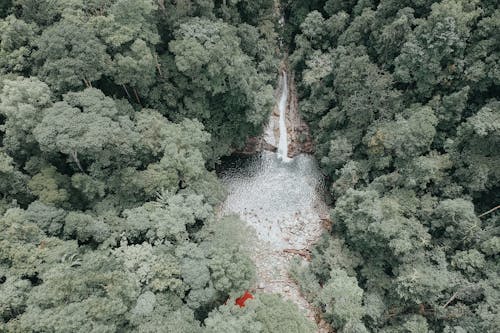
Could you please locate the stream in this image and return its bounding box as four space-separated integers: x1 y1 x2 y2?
218 71 329 330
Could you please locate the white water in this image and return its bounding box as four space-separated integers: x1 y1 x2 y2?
277 71 291 162
219 152 327 324
217 71 329 331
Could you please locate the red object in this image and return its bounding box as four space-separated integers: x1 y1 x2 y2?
235 291 254 308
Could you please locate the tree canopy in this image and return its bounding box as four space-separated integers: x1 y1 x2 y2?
1 0 499 332
0 1 316 332
288 0 500 332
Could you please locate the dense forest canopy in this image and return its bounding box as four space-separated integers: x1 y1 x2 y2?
285 0 499 332
1 0 499 332
0 1 316 332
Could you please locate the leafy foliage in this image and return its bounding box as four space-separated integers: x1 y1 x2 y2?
0 1 311 331
289 0 500 332
204 294 315 333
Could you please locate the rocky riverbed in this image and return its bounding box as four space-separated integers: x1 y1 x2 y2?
220 69 332 332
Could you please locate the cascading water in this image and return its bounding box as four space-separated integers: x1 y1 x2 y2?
277 71 290 162
218 68 329 331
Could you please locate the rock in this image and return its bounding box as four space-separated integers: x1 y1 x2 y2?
262 142 277 152
236 70 316 158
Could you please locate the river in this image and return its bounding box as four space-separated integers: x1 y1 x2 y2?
217 71 329 330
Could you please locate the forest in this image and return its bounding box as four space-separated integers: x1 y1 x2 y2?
0 0 498 332
0 1 317 332
285 0 499 332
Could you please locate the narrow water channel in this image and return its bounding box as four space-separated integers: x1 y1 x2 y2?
218 71 329 328
277 71 290 162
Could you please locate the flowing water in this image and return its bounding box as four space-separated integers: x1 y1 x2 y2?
277 71 290 162
218 71 329 328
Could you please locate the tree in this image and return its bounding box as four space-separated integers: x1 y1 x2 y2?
394 0 481 97
0 15 37 74
33 89 139 180
318 268 366 330
27 166 70 206
91 0 160 48
32 14 110 92
0 149 31 208
289 1 500 329
7 250 139 332
204 294 315 333
448 101 500 195
111 39 156 96
0 76 52 160
168 17 275 157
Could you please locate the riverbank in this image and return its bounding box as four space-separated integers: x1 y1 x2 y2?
218 152 330 332
219 69 332 333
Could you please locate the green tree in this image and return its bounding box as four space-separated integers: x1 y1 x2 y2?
168 17 275 157
0 150 30 211
0 76 52 160
448 101 500 195
0 15 37 74
394 0 481 97
318 268 366 330
32 14 110 92
111 39 156 96
33 88 138 172
204 294 315 333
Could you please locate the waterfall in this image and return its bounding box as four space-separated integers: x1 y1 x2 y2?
218 71 328 327
277 71 290 162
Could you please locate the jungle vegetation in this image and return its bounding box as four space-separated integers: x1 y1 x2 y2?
1 0 499 332
0 1 315 332
285 0 499 332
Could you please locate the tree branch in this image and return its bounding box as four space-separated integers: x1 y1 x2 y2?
122 84 132 100
154 53 163 77
133 87 142 106
478 204 500 218
70 151 85 173
442 291 459 308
